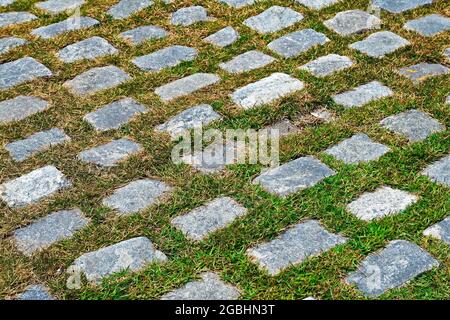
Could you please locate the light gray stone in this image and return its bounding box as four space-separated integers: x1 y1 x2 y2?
13 209 89 255
16 285 54 300
162 272 240 300
219 50 275 73
253 156 336 197
332 81 393 108
132 45 197 72
155 73 220 102
423 216 450 245
103 179 172 215
404 14 450 37
244 6 303 34
397 63 450 84
311 107 334 122
78 138 142 167
36 0 84 14
264 119 299 137
324 10 381 36
295 0 340 10
346 240 438 297
231 73 304 109
108 0 153 20
0 0 15 7
0 165 71 207
204 26 239 47
347 186 418 221
119 25 167 45
171 197 247 241
171 6 210 26
0 57 52 89
84 98 146 131
268 29 330 58
380 109 444 142
372 0 432 14
0 37 27 55
63 66 131 95
299 54 353 77
444 48 450 60
57 36 118 63
350 31 410 58
422 154 450 187
219 0 254 9
0 12 37 28
72 237 167 283
0 96 49 124
31 16 99 39
247 220 347 275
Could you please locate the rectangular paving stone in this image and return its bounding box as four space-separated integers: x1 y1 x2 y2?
346 240 438 297
13 208 89 255
16 285 54 300
332 81 393 108
372 0 432 14
78 138 142 167
31 16 99 39
397 63 449 84
102 179 172 215
422 154 450 187
0 37 27 55
247 220 347 275
0 165 71 207
299 54 353 77
324 10 381 36
204 26 239 47
0 12 37 28
171 6 210 26
71 237 167 283
219 0 254 8
347 186 418 221
171 197 247 241
244 6 303 34
268 29 330 58
423 216 450 245
161 272 240 300
0 57 52 89
0 96 49 124
253 156 336 197
6 128 70 162
404 14 450 37
107 0 153 20
349 31 410 58
231 73 304 109
119 25 168 45
35 0 84 14
219 50 275 74
295 0 340 10
57 36 118 63
132 45 197 72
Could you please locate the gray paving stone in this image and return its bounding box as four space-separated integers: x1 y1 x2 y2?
231 73 304 109
324 134 390 164
244 6 303 34
108 0 153 19
423 216 450 245
404 14 450 37
84 98 146 132
332 81 393 108
161 272 240 300
295 0 340 10
219 0 254 9
219 50 275 74
397 63 450 84
31 16 99 39
311 107 334 122
346 240 438 297
72 237 167 283
324 10 381 36
16 285 54 300
0 96 49 124
349 31 410 58
57 37 118 63
0 12 37 28
446 95 450 104
0 37 28 55
155 73 220 102
36 0 84 14
267 29 330 58
119 25 168 45
0 57 52 89
380 109 444 142
156 104 222 139
6 128 70 162
347 186 418 221
299 54 353 77
264 119 299 137
444 47 450 60
422 154 450 187
0 0 15 6
63 66 131 96
372 0 432 14
103 179 172 215
132 45 198 72
13 209 89 255
171 6 210 26
171 197 247 241
204 26 239 47
0 165 71 207
78 138 142 167
247 220 347 275
252 156 336 197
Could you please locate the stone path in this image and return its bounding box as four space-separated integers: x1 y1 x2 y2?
35 0 84 15
78 138 142 167
268 29 329 58
243 6 303 34
423 216 450 244
349 31 410 58
0 96 48 124
57 37 118 63
324 10 381 36
31 16 99 39
299 54 353 77
204 26 239 47
119 25 168 45
0 57 52 89
16 285 55 300
219 50 275 73
132 45 198 72
332 81 393 108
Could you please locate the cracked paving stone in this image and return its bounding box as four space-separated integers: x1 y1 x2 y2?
423 216 450 245
171 6 211 26
57 36 118 63
397 63 449 84
119 25 168 45
372 0 432 14
243 6 303 34
31 16 99 39
332 81 393 108
0 12 37 28
35 0 84 14
16 285 54 300
404 14 450 37
268 29 330 58
78 138 142 167
324 10 381 36
0 96 49 124
349 31 410 58
219 0 255 9
132 45 197 72
0 57 52 89
204 26 239 47
219 50 275 74
0 37 28 55
299 54 353 77
108 0 153 20
295 0 341 10
422 154 450 187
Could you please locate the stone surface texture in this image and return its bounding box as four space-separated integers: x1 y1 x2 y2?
78 138 142 167
219 50 275 73
324 10 381 36
243 6 303 34
0 96 49 124
349 31 410 58
0 57 52 89
268 29 330 58
332 81 393 108
57 36 118 63
132 45 198 72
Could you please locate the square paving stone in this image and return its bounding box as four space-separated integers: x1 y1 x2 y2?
423 216 450 245
6 128 70 162
0 12 37 28
16 285 54 300
84 98 146 131
346 240 439 297
243 6 303 34
57 36 118 63
31 16 99 39
247 220 347 275
161 272 240 300
324 133 390 164
346 186 418 221
0 96 49 124
0 57 52 89
231 73 304 109
35 0 84 14
422 154 450 187
295 0 340 10
404 14 450 37
372 0 432 14
380 109 444 142
13 208 89 255
324 10 381 36
0 165 71 207
119 25 168 45
219 0 254 9
268 29 330 58
63 65 131 96
132 45 198 72
171 6 211 26
397 63 449 84
71 237 167 283
102 179 172 215
349 31 410 58
78 138 142 167
171 197 247 241
0 37 27 55
299 54 353 77
252 156 336 197
332 81 393 108
107 0 153 20
204 26 239 47
219 50 275 74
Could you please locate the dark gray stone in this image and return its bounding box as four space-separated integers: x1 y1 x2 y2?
243 6 303 34
0 57 52 89
78 138 142 167
108 0 153 20
268 29 329 58
423 216 450 245
332 81 393 108
31 16 99 39
0 37 27 55
36 0 84 14
295 0 340 10
299 54 353 77
422 154 450 187
204 26 239 47
397 63 449 84
16 285 54 300
219 0 254 9
404 14 450 37
132 45 198 72
171 6 210 26
349 31 410 58
372 0 432 14
324 10 381 36
219 50 275 73
0 12 37 28
119 25 167 45
0 96 49 124
57 36 118 63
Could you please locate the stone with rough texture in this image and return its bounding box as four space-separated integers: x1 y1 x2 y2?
0 12 37 28
0 96 49 124
219 0 254 8
244 6 303 34
0 165 71 207
422 154 450 187
132 45 197 72
108 0 153 19
119 25 167 45
36 0 84 14
78 138 142 167
372 0 432 14
0 37 27 55
0 57 52 89
72 237 167 283
397 63 449 84
324 10 381 36
204 26 239 47
219 50 275 74
268 29 330 58
253 156 336 197
423 216 450 244
346 240 438 297
171 6 210 26
295 0 340 10
247 220 347 275
332 81 393 108
300 54 353 77
264 119 299 137
0 0 14 6
350 31 410 58
404 14 450 37
16 285 54 300
57 37 118 63
31 16 99 39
